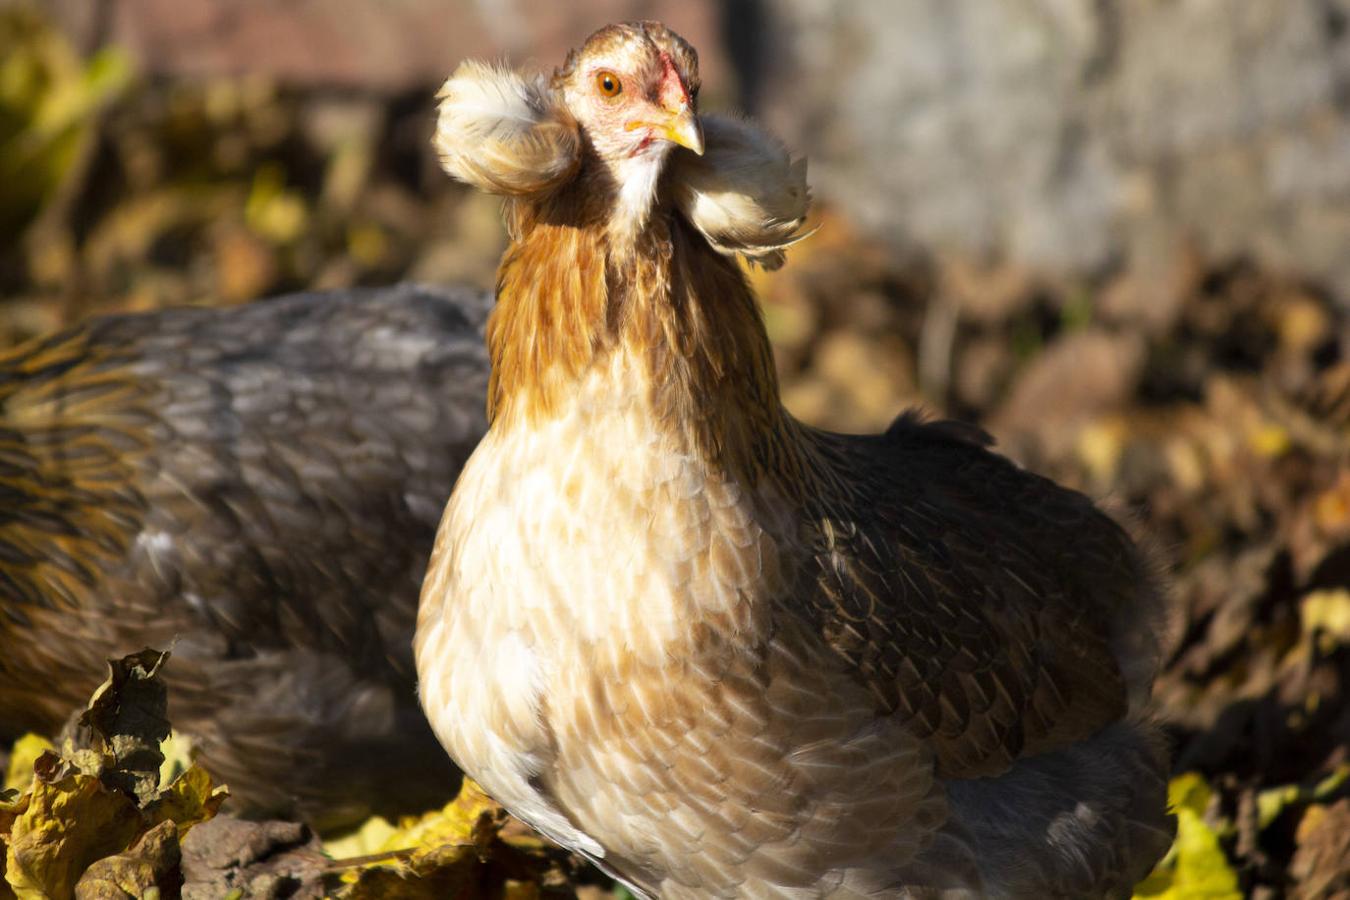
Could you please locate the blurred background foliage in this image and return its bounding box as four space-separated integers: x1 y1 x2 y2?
0 1 1347 897
0 1 508 346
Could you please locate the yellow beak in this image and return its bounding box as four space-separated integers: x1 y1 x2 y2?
627 107 704 156
663 107 704 156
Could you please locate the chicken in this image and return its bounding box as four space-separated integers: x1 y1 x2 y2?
416 21 1174 898
1 283 489 830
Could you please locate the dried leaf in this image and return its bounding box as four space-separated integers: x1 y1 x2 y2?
1300 590 1350 642
1 650 230 899
1133 774 1241 900
73 820 180 900
1257 764 1350 830
4 770 142 899
74 649 171 805
0 8 132 236
323 816 399 859
2 738 54 795
179 815 327 899
245 163 309 243
1289 800 1350 899
144 766 227 839
332 780 559 899
156 732 194 789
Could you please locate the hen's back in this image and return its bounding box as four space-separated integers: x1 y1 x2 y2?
807 414 1174 896
0 283 490 828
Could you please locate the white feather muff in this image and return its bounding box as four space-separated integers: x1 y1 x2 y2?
669 114 813 270
434 61 580 197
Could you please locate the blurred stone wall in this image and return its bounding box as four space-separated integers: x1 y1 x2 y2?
758 0 1350 305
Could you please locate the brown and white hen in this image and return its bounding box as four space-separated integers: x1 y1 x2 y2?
416 21 1174 899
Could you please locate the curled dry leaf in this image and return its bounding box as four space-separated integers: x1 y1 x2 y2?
73 819 181 900
1 650 227 899
331 779 569 899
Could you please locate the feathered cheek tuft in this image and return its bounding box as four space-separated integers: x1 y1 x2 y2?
434 60 581 198
669 114 815 271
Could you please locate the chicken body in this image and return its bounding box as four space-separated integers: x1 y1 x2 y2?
417 22 1173 898
1 283 489 828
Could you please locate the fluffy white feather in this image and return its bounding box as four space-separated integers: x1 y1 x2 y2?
669 114 814 269
434 61 580 197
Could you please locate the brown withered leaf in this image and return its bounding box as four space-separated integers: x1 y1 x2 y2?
1290 799 1350 899
70 649 172 805
73 819 181 900
4 766 143 899
2 650 228 898
180 815 328 900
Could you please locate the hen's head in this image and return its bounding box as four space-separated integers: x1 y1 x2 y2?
554 22 704 165
435 21 810 257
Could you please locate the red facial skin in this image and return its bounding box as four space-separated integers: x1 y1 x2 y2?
656 51 693 110
564 30 701 167
585 52 694 158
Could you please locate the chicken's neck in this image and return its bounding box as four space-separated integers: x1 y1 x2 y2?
488 180 791 482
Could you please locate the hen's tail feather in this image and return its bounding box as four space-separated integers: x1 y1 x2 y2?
939 718 1174 898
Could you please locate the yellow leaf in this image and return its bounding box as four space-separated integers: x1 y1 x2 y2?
5 771 141 899
1133 774 1240 900
331 780 536 899
1168 771 1213 819
0 8 132 236
1076 418 1127 484
386 780 501 855
1301 590 1350 641
1246 422 1290 458
245 163 308 243
30 47 131 138
1257 784 1300 831
324 815 398 859
156 732 194 788
347 222 388 267
1256 763 1350 830
144 765 227 839
3 737 54 795
330 779 501 860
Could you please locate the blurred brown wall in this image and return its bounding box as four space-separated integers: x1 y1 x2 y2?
36 0 728 91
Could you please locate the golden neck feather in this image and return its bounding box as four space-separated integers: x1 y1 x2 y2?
486 173 788 479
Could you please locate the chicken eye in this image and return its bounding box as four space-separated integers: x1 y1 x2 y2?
595 70 622 98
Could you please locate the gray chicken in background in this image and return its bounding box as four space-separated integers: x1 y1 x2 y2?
0 282 489 830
